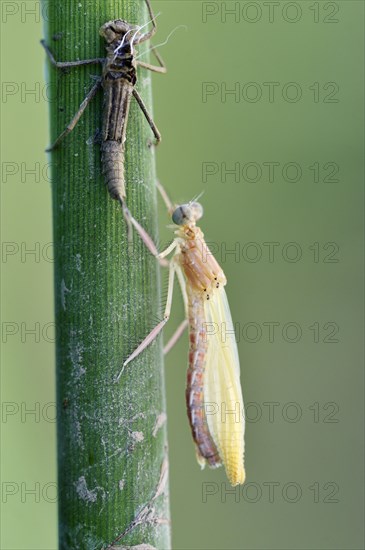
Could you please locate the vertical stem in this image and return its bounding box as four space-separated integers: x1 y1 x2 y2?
42 1 170 548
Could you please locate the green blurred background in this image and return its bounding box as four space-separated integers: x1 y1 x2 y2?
1 1 364 549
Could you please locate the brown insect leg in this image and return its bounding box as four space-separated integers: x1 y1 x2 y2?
137 46 167 74
132 88 161 146
46 79 102 151
41 40 104 68
137 60 166 74
138 0 158 43
150 46 167 71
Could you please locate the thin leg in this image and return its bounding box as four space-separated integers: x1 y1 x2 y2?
156 180 174 214
41 40 104 68
137 60 166 74
138 0 158 43
132 88 161 144
163 319 188 355
137 45 167 74
117 261 176 381
129 214 169 267
175 264 188 317
158 240 177 260
46 79 102 151
150 46 166 71
163 264 189 354
125 181 175 263
129 214 159 257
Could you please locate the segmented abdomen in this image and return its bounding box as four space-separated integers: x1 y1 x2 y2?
186 289 221 468
101 141 125 201
101 78 133 203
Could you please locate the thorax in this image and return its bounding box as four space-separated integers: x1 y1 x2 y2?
103 44 137 85
175 226 227 297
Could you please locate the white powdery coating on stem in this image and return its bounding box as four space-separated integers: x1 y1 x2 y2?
61 278 70 311
131 431 144 443
75 476 98 503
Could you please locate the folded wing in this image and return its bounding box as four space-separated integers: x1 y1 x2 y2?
203 287 246 486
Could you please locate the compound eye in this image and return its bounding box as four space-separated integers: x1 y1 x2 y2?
172 205 191 225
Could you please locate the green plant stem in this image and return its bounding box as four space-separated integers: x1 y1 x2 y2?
43 1 170 548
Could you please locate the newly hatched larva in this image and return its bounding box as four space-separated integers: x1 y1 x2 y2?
121 187 246 486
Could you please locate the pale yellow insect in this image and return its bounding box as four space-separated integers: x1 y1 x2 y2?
119 184 246 486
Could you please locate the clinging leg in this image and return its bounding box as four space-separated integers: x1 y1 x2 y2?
138 0 158 43
163 265 189 354
117 260 176 381
163 319 188 355
137 46 167 74
41 40 104 68
156 180 174 214
132 88 161 145
127 179 177 262
125 189 188 357
137 60 166 74
46 79 102 151
128 213 169 267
